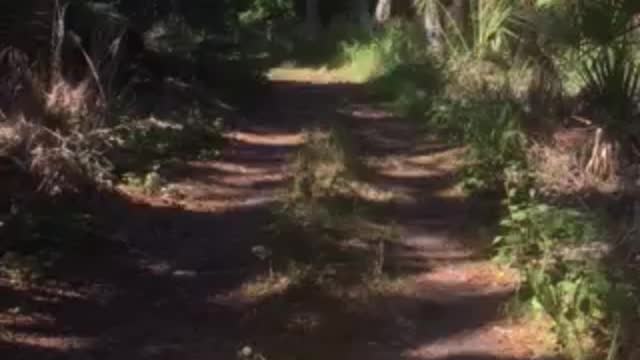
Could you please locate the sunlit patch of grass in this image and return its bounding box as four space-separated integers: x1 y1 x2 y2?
364 274 417 297
414 262 520 296
0 252 49 285
119 168 165 195
334 21 430 84
368 61 445 117
346 180 395 203
335 45 382 83
267 67 350 84
502 304 560 357
240 274 293 300
239 264 310 302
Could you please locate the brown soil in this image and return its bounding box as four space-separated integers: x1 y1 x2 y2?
1 71 558 360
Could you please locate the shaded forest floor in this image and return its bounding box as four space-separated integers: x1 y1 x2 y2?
1 68 559 360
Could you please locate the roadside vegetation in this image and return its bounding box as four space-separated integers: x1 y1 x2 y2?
0 1 264 280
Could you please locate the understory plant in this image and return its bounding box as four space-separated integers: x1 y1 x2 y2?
337 20 430 82
428 97 526 193
437 0 519 59
494 174 636 360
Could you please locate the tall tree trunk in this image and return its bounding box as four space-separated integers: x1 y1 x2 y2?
305 0 319 39
423 0 443 49
375 0 392 24
355 0 372 29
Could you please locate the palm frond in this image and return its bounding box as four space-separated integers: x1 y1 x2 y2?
579 45 640 128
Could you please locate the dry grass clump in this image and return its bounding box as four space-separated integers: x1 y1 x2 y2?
0 70 119 194
0 114 113 195
290 124 393 203
528 141 588 195
528 129 621 197
291 124 364 201
45 79 103 129
447 59 534 102
0 41 116 195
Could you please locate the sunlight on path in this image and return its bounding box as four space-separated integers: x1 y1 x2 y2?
269 66 354 84
0 66 558 360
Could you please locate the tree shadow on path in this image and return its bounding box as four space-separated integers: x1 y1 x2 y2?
1 77 537 360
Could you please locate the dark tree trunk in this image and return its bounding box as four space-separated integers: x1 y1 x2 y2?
355 0 372 29
305 0 319 38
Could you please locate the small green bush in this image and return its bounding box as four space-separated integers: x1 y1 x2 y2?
370 61 444 118
494 186 636 360
579 45 640 131
494 199 600 266
283 20 370 68
337 21 430 82
114 111 224 176
290 124 362 204
428 98 526 192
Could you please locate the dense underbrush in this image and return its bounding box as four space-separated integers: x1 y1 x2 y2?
0 3 270 277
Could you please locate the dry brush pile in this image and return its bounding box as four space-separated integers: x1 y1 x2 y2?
0 1 252 256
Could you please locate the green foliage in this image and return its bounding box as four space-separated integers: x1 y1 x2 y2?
239 0 295 25
525 262 617 359
461 102 526 192
115 113 224 176
337 21 430 82
270 122 398 291
272 1 640 358
428 98 526 192
433 0 519 59
572 0 640 49
522 0 640 108
469 0 519 57
291 124 362 203
117 0 233 32
145 15 207 55
494 186 636 359
579 45 640 129
518 0 639 55
494 194 599 265
120 167 166 195
335 21 445 121
370 60 444 117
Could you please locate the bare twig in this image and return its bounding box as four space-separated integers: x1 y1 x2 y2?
570 115 594 126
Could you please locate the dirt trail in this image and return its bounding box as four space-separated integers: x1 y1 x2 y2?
1 70 554 360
